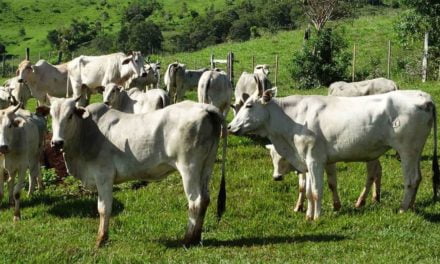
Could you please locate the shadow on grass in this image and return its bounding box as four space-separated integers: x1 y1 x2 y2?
415 198 440 223
47 197 124 218
0 192 62 210
161 234 347 248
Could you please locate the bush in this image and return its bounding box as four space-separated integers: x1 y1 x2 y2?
229 19 251 41
290 28 351 89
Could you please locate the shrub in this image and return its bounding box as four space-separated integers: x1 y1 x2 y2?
290 28 351 89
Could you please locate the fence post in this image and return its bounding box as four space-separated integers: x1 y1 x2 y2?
2 54 5 77
275 55 279 87
38 51 41 60
422 32 429 83
228 52 234 85
57 51 63 64
252 55 255 71
210 54 215 69
25 48 30 61
387 40 391 79
352 43 356 82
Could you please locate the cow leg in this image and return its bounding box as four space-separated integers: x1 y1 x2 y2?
28 157 43 195
399 153 421 213
179 166 210 247
13 167 26 221
372 160 382 203
305 160 325 220
325 164 341 211
95 180 113 248
355 160 380 208
7 170 14 207
294 172 306 212
0 164 4 203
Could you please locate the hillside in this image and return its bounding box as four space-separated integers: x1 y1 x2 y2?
0 0 226 56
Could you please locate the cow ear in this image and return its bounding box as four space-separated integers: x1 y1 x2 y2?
31 65 37 73
13 118 25 127
261 87 277 104
122 56 133 65
35 106 50 117
74 107 90 119
15 69 19 76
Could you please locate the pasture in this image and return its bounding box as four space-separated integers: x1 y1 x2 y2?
0 81 439 262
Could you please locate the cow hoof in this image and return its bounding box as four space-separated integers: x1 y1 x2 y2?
305 215 313 221
398 208 407 214
13 215 20 222
273 175 284 181
95 233 108 248
333 202 341 211
293 205 304 212
182 233 202 248
355 199 366 208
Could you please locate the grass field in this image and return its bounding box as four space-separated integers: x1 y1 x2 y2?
1 3 440 263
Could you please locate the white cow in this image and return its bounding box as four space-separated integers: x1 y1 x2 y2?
49 97 226 247
0 85 17 109
329 78 398 96
0 104 48 221
16 59 70 105
232 65 272 114
164 62 208 103
198 69 233 117
265 144 381 211
228 84 439 220
103 83 169 113
67 52 146 104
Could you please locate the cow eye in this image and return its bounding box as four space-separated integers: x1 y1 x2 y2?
245 104 253 108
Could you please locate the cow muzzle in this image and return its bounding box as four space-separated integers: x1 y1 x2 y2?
227 124 241 135
273 175 284 181
141 72 147 77
0 145 9 154
51 140 64 152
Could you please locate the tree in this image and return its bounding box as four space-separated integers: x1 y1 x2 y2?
303 0 339 31
127 21 163 55
0 43 6 54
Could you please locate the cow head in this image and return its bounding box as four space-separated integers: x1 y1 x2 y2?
16 60 35 84
0 104 25 154
49 96 89 152
103 83 123 106
122 51 147 79
254 64 270 76
265 144 292 181
228 76 277 136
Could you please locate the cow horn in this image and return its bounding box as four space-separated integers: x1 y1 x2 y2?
74 95 82 102
9 94 18 106
12 103 22 113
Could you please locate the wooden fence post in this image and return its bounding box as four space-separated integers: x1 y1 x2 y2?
210 54 215 69
2 54 5 77
25 48 30 61
275 55 279 87
352 43 356 82
387 40 391 79
57 51 63 64
422 32 429 83
252 55 255 71
228 52 234 85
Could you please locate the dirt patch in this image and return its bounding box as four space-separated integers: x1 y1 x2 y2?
42 132 68 180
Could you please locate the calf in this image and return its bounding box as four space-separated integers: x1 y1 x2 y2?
103 83 169 113
49 97 226 247
265 144 381 211
198 69 233 117
0 104 48 220
228 84 439 220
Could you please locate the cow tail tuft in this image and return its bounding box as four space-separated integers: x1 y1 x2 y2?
432 103 440 201
217 119 227 221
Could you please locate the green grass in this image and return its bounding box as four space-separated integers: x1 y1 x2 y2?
1 5 440 263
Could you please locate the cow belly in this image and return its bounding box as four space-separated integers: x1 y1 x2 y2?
113 163 175 184
327 141 390 163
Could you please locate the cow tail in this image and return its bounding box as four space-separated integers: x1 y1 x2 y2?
200 74 211 104
432 103 440 201
204 108 226 221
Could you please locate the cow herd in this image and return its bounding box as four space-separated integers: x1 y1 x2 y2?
0 50 438 248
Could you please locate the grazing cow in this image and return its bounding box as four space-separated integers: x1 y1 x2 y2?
329 78 398 97
0 104 48 221
67 52 146 104
198 69 233 117
49 96 226 247
164 62 208 103
232 65 272 114
16 59 70 105
128 62 161 90
265 144 381 211
228 84 439 220
103 83 170 113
